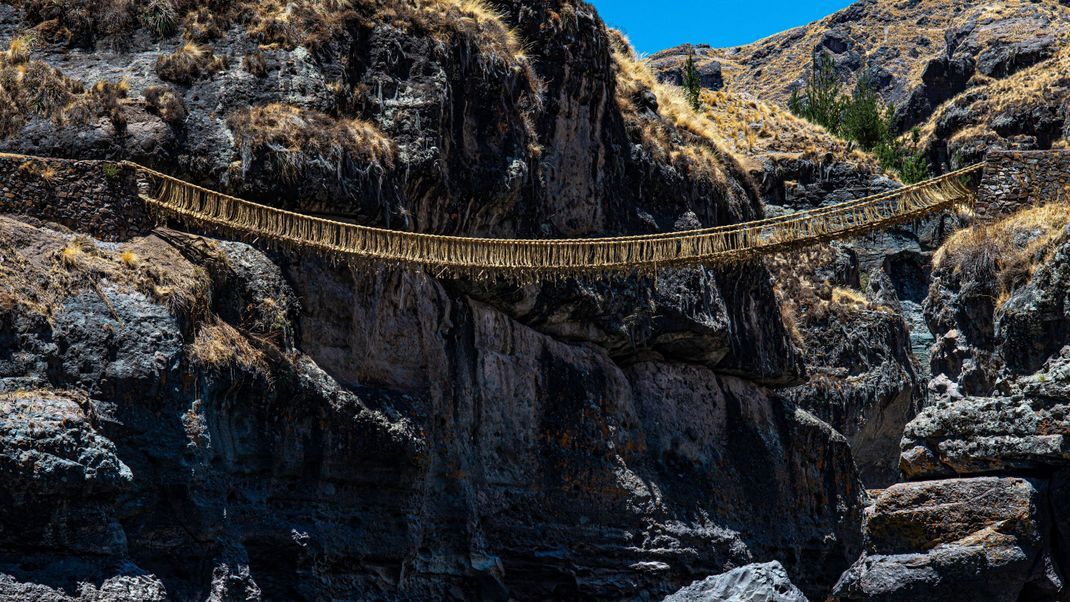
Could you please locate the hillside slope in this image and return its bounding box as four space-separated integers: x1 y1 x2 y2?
654 0 1070 134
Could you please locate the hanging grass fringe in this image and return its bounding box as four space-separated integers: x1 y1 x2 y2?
129 160 981 281
0 151 982 283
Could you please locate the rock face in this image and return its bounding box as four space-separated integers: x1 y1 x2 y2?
664 561 808 602
836 213 1070 598
0 1 867 600
665 0 1070 171
769 246 924 488
648 45 724 91
834 477 1057 601
683 0 1070 129
0 212 864 600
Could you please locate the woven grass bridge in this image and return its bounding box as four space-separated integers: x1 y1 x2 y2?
127 161 982 277
0 149 983 277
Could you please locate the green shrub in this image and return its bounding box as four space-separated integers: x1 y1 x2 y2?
790 54 931 183
789 54 843 132
840 72 889 151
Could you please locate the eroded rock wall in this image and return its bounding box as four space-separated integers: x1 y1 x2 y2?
0 0 867 600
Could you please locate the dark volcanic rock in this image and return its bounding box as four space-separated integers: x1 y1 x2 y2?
834 477 1056 602
0 215 866 600
0 2 869 599
834 192 1070 600
664 561 808 602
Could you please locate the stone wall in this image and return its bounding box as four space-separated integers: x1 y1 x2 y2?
976 150 1070 219
0 156 151 241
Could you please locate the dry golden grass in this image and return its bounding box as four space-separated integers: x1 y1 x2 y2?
181 6 225 42
0 37 134 137
917 45 1070 151
767 245 893 352
143 85 187 124
0 216 220 324
697 88 880 171
155 42 227 85
18 159 57 181
229 0 530 77
6 34 33 63
376 0 529 68
934 200 1070 304
239 0 353 50
702 0 1070 106
609 30 742 187
120 250 141 268
831 286 869 307
228 102 395 182
188 317 271 380
62 80 129 129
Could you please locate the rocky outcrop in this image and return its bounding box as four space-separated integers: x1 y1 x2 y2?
664 561 808 602
648 45 724 91
0 211 864 600
0 1 869 600
834 477 1058 601
682 0 1070 132
837 212 1070 598
768 238 926 489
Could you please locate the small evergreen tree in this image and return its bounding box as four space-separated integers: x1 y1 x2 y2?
790 54 932 184
840 71 889 151
683 47 702 111
789 53 842 132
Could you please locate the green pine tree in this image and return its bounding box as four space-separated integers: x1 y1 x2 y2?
683 48 702 111
790 53 843 133
790 55 931 184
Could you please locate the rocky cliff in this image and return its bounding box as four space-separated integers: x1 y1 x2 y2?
0 0 868 600
833 180 1070 600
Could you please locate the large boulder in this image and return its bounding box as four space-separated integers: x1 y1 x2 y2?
833 477 1057 601
664 561 808 602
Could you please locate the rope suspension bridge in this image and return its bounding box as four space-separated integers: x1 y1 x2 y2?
7 152 986 278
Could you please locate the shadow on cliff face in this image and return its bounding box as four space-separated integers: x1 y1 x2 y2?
0 0 871 599
0 215 863 600
281 260 863 599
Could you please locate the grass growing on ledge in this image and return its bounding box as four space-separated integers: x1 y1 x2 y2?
189 318 271 382
228 103 395 183
609 29 742 188
155 42 227 85
143 85 188 124
934 200 1070 304
0 37 133 137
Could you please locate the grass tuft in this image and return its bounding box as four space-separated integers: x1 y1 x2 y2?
155 42 227 85
143 85 188 124
228 103 395 183
934 199 1070 304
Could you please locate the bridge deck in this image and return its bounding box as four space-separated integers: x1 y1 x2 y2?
130 160 981 277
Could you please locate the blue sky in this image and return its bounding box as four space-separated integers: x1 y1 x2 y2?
588 1 856 55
